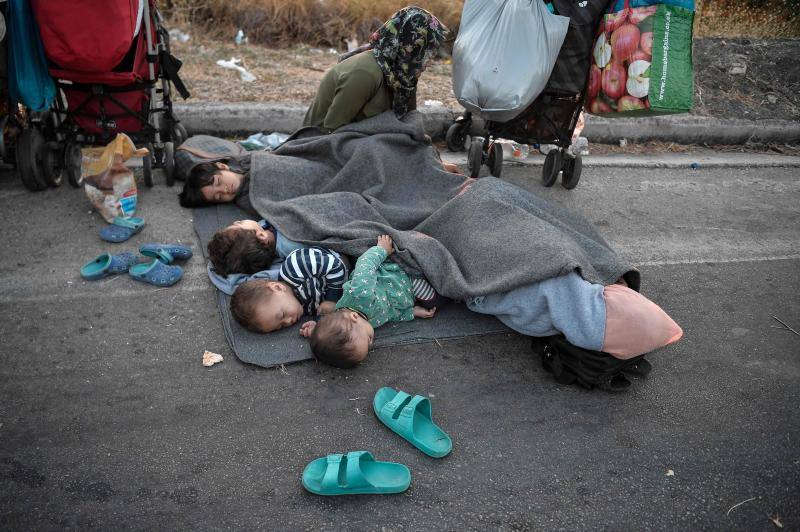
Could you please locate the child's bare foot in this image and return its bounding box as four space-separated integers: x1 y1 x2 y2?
413 306 436 319
442 161 462 174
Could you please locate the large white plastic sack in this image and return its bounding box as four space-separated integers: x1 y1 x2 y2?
452 0 570 122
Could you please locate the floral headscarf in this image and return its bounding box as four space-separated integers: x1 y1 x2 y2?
340 6 449 118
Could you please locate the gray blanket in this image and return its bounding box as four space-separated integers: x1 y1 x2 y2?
250 111 639 298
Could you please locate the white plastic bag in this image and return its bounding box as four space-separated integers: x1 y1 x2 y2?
452 0 570 122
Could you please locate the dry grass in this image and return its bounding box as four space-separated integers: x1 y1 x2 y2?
170 35 459 107
694 0 800 38
163 0 464 47
162 0 800 44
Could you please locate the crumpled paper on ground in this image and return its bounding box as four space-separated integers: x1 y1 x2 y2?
202 350 224 367
82 133 148 223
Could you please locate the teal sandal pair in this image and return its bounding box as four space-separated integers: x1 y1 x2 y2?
80 243 192 286
301 387 452 496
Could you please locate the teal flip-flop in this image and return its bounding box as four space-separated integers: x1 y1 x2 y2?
128 259 183 287
79 252 138 281
301 451 410 496
99 216 145 243
139 243 193 264
373 387 452 458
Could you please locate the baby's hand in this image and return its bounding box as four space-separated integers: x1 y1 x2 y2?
300 320 317 338
413 306 436 319
377 234 394 256
317 301 336 315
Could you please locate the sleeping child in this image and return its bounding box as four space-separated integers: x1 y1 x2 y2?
300 235 437 368
230 246 347 333
206 218 354 297
207 218 304 276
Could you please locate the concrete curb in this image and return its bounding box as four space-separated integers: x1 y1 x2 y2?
174 103 800 145
441 151 800 168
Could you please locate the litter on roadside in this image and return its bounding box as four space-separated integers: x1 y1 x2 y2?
168 28 190 43
203 350 224 367
239 131 290 151
345 37 359 52
234 29 248 45
216 57 256 82
422 100 443 107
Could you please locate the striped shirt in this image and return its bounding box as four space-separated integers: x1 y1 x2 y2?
279 247 347 316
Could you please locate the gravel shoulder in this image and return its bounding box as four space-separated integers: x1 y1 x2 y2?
170 33 800 122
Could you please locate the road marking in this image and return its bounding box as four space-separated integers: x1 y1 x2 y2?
1 255 798 304
635 254 800 266
0 282 211 304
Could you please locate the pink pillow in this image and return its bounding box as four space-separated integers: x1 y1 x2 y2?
602 284 683 359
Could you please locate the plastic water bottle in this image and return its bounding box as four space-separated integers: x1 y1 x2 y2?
572 137 589 156
509 141 530 161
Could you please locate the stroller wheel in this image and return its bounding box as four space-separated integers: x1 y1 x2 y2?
143 143 154 188
561 154 582 190
172 123 188 147
164 142 175 187
541 149 562 187
445 122 468 152
64 143 83 188
16 128 48 192
42 143 63 188
487 142 503 177
467 138 483 179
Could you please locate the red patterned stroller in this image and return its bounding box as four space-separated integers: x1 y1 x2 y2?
16 0 189 190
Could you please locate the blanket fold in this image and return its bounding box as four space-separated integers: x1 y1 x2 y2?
250 111 639 299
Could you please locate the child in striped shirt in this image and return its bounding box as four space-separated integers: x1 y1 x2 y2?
230 246 347 333
300 235 437 368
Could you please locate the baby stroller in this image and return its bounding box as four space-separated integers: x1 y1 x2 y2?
447 0 610 189
14 0 189 191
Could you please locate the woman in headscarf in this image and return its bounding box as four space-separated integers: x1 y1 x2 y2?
303 6 449 132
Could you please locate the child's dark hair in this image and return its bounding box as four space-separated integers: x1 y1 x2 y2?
207 226 276 276
230 279 276 333
309 312 360 368
179 162 219 208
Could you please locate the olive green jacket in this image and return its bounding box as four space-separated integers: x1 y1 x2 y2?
302 52 392 132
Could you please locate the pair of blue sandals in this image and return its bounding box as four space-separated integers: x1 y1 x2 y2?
81 216 192 286
80 244 192 286
301 387 452 496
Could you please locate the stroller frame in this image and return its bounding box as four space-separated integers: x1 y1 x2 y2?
446 0 611 190
13 0 189 192
448 89 586 189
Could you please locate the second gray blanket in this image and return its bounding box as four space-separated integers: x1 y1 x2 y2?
250 111 639 298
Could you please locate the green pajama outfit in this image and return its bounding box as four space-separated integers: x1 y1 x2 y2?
335 246 414 328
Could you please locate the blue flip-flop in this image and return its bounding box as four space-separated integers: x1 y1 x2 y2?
301 451 411 496
373 387 452 458
128 259 183 286
139 243 193 264
100 216 145 243
80 252 138 281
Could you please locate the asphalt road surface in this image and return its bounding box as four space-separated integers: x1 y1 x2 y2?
1 156 798 530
